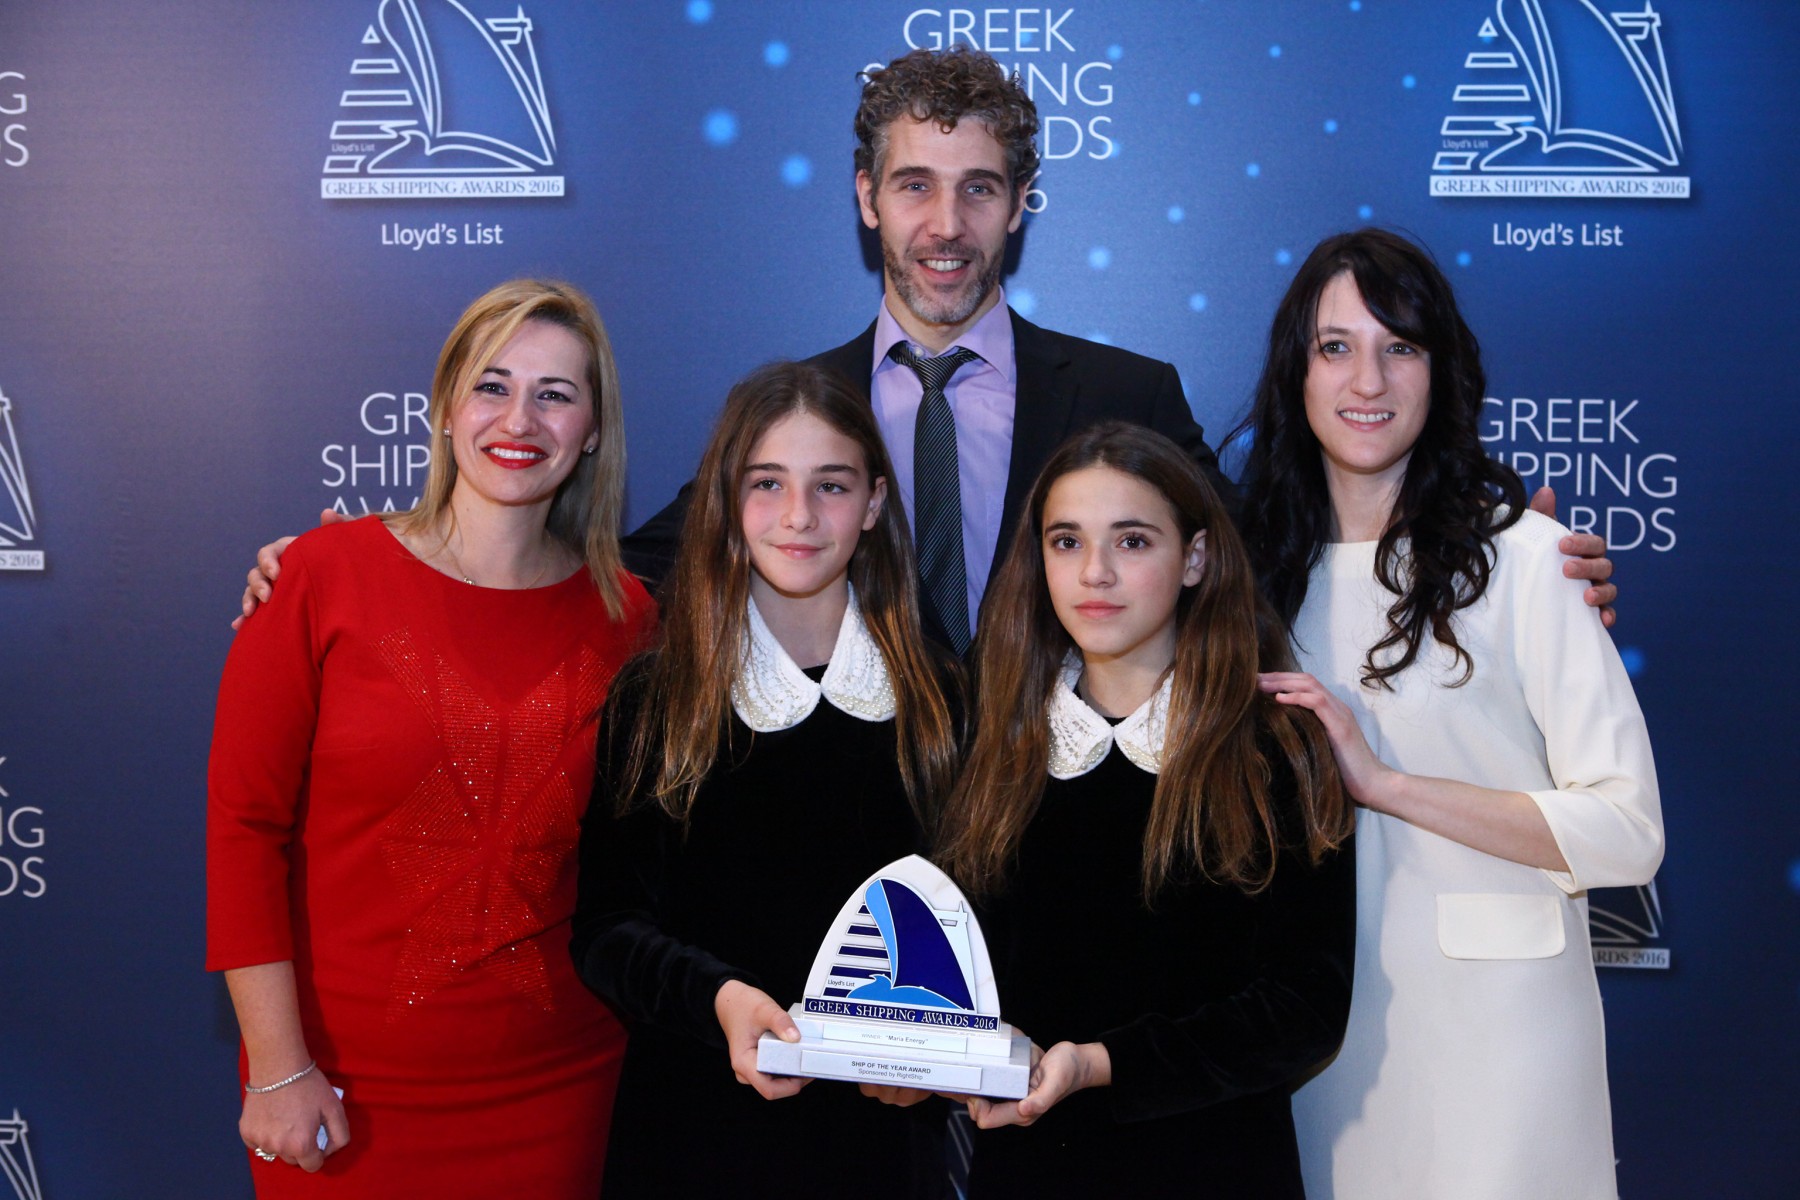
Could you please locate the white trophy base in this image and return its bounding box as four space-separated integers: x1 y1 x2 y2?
756 1009 1032 1099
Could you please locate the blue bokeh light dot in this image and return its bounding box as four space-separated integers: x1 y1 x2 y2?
1619 646 1646 678
1403 74 1418 89
1269 45 1283 59
1455 250 1473 267
1324 119 1339 134
1010 288 1038 318
764 42 789 68
1167 205 1185 223
1087 331 1113 346
1187 91 1202 106
1786 859 1800 894
1350 1 1363 10
1087 247 1113 270
685 0 712 24
1188 293 1208 313
703 109 738 146
1246 162 1261 178
1108 45 1124 62
780 155 812 187
1276 249 1293 266
1358 204 1374 220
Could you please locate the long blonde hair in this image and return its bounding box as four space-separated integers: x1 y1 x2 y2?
614 361 961 828
387 278 630 618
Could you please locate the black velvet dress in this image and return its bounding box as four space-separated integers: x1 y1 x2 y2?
571 658 945 1199
967 745 1355 1199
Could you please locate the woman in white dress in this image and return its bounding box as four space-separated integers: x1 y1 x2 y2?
1237 229 1664 1200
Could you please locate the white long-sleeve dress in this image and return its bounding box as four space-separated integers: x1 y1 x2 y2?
1290 510 1663 1200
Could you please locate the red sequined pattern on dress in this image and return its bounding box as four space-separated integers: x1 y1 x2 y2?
375 629 606 1022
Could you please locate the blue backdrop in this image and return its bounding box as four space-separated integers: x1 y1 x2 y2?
2 2 1796 1196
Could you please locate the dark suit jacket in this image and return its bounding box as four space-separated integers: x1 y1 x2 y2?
621 309 1230 636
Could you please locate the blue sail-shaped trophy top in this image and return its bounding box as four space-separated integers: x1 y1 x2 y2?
848 878 974 1011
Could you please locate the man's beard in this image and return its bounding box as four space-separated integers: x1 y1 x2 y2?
884 239 1005 329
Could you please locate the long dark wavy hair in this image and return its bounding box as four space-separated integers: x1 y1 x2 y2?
1235 229 1527 689
937 423 1348 901
614 361 960 828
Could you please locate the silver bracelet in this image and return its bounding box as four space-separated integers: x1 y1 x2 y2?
244 1060 316 1094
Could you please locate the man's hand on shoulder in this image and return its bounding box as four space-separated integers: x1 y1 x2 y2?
1530 487 1617 628
232 509 346 631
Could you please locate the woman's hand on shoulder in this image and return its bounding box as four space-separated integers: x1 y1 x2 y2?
1259 671 1399 811
238 1066 347 1172
233 510 345 631
967 1040 1110 1130
714 979 812 1101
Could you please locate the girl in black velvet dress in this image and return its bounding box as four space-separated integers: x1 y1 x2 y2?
570 361 960 1198
936 422 1355 1198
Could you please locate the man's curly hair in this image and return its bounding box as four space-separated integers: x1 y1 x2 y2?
854 47 1040 200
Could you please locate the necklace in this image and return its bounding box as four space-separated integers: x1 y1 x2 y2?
441 537 557 589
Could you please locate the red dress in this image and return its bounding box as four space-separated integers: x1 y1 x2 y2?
206 517 654 1196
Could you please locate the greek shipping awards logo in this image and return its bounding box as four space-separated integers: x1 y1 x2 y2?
887 8 1120 213
322 390 432 515
323 0 562 200
0 1111 41 1200
0 387 43 571
1590 882 1670 969
1482 392 1676 552
1431 0 1687 198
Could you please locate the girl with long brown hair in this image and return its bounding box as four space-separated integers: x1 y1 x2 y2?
935 421 1354 1199
570 360 960 1198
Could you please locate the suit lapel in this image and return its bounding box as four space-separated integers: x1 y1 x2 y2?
997 310 1075 587
810 322 878 404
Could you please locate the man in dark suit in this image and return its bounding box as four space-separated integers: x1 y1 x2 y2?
623 48 1223 652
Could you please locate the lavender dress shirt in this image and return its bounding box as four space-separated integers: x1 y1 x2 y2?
869 293 1016 634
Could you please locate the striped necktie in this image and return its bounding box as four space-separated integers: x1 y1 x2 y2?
890 343 980 656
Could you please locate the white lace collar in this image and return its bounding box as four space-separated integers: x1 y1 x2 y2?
1046 654 1170 779
731 586 896 732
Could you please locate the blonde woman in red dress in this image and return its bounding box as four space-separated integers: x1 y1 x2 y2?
207 280 654 1196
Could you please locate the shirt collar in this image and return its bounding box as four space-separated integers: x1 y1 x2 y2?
731 585 897 732
1046 654 1171 779
871 291 1016 385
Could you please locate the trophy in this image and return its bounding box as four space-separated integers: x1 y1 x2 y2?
756 855 1031 1098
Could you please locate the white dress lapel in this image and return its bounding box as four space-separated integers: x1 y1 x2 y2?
1046 654 1170 779
731 586 897 732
